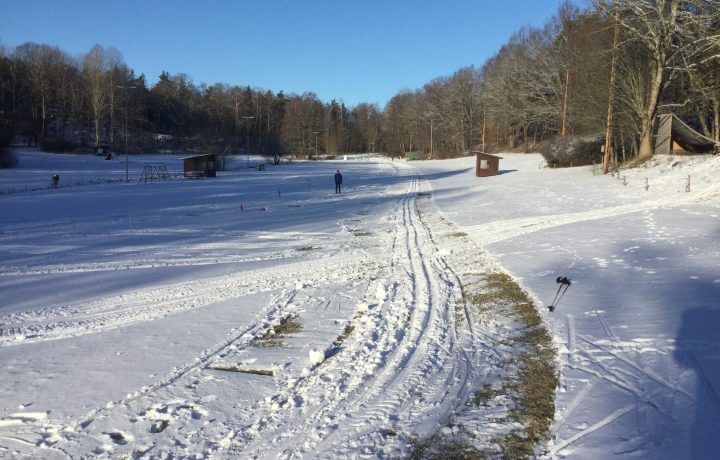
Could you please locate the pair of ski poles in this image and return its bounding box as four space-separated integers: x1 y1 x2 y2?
547 276 571 312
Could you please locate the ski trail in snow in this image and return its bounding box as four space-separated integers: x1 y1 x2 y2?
225 170 481 458
577 334 694 400
0 254 375 347
595 310 619 341
566 314 576 363
550 405 635 456
24 287 305 456
553 377 598 429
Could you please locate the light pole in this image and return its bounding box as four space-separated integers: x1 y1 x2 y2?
313 131 320 159
243 116 254 169
115 85 136 182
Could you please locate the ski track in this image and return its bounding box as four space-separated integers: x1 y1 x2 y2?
7 286 304 457
2 160 539 457
0 253 376 347
0 230 337 277
0 215 384 454
218 171 482 458
551 405 636 456
552 325 694 456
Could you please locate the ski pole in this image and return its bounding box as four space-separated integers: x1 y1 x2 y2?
548 276 571 312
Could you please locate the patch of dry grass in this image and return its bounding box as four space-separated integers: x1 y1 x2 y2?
296 245 319 251
332 323 355 348
472 383 504 406
252 315 303 347
410 435 485 460
466 271 558 458
208 364 274 376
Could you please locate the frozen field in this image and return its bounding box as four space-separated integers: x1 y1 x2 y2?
1 149 719 458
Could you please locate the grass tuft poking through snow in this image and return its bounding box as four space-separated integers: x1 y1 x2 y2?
472 383 504 406
296 245 320 252
208 364 275 377
409 435 484 460
252 315 303 348
469 272 558 458
332 323 355 348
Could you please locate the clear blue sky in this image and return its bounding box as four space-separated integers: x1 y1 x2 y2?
1 0 578 107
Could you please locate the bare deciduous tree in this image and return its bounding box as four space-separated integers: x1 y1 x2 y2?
594 0 720 159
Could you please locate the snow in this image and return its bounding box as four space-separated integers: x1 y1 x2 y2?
1 149 719 458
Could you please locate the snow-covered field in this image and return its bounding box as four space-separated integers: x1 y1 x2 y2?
1 150 719 458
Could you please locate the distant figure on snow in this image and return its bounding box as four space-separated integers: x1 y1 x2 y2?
334 169 343 194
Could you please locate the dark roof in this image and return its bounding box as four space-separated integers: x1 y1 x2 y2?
669 115 717 152
180 153 219 160
475 152 503 159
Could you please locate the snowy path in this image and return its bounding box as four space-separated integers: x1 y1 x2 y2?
228 173 482 458
463 191 715 247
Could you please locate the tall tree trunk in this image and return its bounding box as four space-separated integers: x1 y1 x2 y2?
713 99 720 142
638 61 665 160
41 94 47 139
561 68 570 137
602 4 619 174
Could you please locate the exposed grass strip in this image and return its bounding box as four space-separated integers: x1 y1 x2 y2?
413 271 558 458
476 272 558 458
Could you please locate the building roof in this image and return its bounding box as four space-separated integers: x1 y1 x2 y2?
475 151 503 159
179 153 219 160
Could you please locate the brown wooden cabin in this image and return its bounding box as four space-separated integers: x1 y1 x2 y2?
182 154 218 178
475 152 502 177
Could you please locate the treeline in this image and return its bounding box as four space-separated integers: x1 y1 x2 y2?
384 0 720 163
0 43 382 158
1 0 719 164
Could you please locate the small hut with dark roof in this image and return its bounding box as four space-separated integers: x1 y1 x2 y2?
182 153 219 178
475 152 503 177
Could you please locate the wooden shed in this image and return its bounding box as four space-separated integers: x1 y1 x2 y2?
475 152 502 177
182 153 218 178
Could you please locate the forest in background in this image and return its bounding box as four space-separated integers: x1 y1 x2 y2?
1 0 719 167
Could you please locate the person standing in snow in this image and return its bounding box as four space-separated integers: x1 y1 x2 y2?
334 169 343 194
